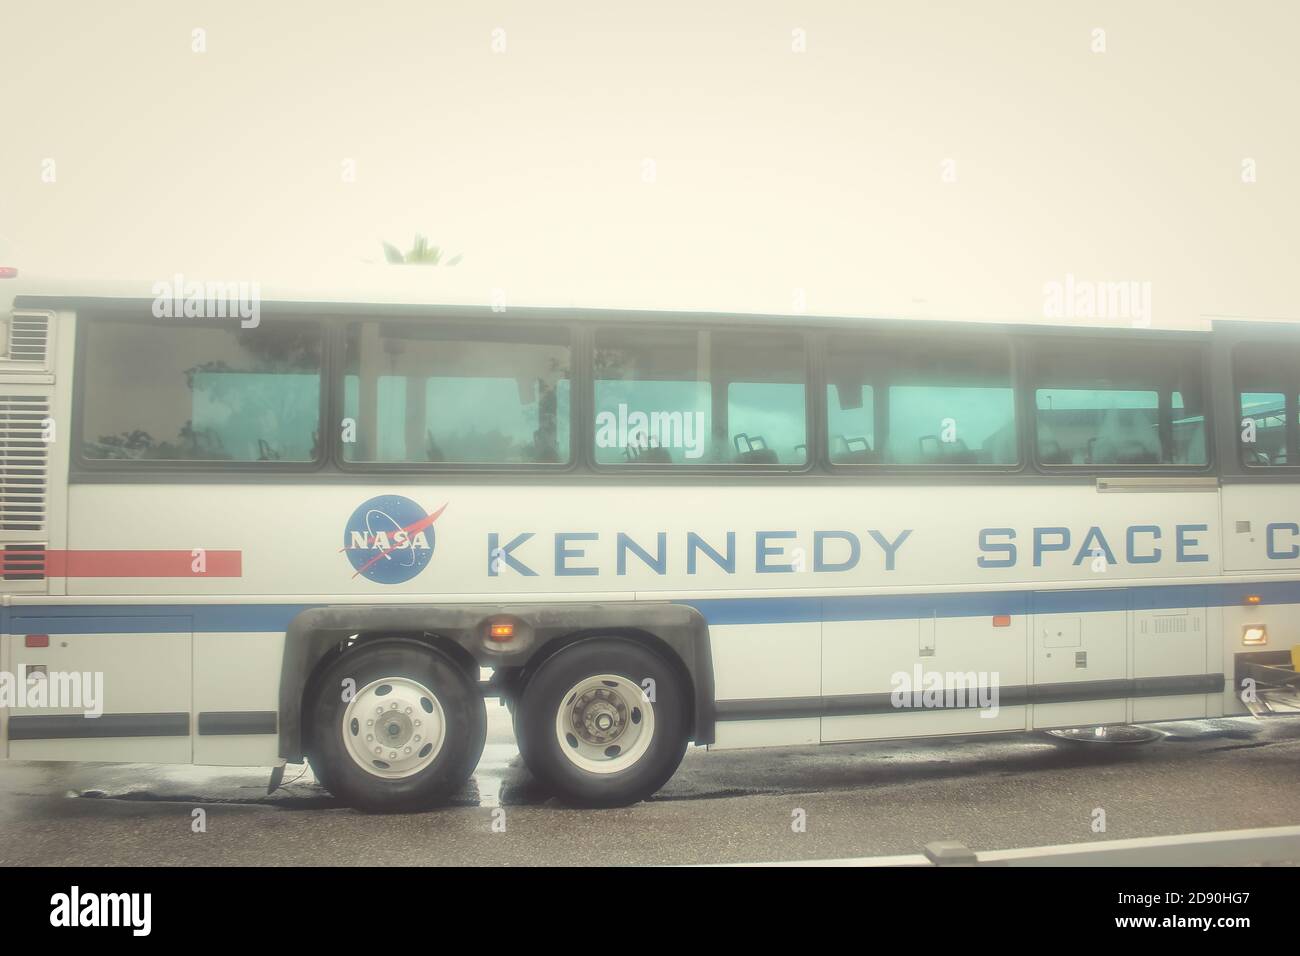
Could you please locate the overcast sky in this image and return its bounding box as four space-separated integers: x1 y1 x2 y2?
3 1 1297 326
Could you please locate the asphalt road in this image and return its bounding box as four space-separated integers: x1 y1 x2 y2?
1 708 1298 866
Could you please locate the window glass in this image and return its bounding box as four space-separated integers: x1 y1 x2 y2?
593 328 806 465
825 335 1016 465
826 384 876 461
1032 340 1207 465
342 322 571 464
82 318 322 462
1233 343 1297 466
1236 393 1286 465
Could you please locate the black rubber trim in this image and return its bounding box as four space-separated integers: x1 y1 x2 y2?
7 712 190 740
197 711 278 736
715 673 1225 721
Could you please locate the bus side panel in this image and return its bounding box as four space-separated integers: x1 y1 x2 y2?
7 614 192 763
1029 600 1127 728
821 613 1029 742
708 621 820 750
193 631 283 766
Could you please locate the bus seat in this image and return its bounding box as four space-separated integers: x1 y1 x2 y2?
734 433 779 464
832 435 877 463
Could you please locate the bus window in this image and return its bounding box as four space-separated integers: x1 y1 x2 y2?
1233 343 1298 466
824 334 1016 466
593 327 807 465
1238 393 1287 465
342 322 571 465
826 383 876 462
81 318 322 463
1032 339 1207 466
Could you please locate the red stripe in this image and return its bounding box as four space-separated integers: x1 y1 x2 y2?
39 550 242 578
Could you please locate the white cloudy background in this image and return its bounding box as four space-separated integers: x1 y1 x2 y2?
2 0 1297 326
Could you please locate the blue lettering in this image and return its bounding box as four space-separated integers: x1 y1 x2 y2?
1125 525 1162 564
555 532 599 576
1266 522 1300 560
1073 526 1118 567
1034 527 1071 566
868 529 912 571
1175 524 1209 563
616 532 667 575
978 528 1017 568
756 531 798 573
814 531 860 572
687 532 736 574
487 532 537 577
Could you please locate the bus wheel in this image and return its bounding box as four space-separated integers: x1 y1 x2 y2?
307 641 487 811
516 639 689 806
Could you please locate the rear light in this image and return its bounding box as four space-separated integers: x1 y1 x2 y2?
1242 624 1267 646
0 267 16 279
24 634 49 648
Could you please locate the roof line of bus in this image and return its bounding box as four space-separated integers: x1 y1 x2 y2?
9 279 1300 339
15 292 1227 338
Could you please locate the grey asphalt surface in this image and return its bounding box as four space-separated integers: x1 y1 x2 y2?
1 707 1298 866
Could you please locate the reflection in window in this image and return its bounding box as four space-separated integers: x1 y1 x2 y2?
1234 343 1299 467
82 318 322 462
593 328 806 465
1033 340 1206 465
342 322 571 464
825 335 1016 465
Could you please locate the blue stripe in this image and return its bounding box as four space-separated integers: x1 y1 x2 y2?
5 579 1300 634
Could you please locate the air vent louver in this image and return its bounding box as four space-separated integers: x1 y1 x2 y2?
7 312 50 363
0 394 49 533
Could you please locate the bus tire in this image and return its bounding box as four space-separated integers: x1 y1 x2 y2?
516 638 689 807
306 641 487 811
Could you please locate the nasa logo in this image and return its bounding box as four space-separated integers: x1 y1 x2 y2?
341 495 447 584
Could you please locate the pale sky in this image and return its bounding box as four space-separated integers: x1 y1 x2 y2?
3 1 1297 326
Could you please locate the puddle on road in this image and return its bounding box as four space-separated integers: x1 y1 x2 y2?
51 716 1297 811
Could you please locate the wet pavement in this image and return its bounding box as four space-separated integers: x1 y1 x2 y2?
1 707 1298 865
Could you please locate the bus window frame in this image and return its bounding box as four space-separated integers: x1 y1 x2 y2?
331 316 580 476
585 321 817 475
1024 332 1217 476
819 329 1026 475
1232 341 1300 473
72 309 331 475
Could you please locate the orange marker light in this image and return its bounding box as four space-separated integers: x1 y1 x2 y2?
489 622 515 641
992 615 1011 627
1245 594 1262 605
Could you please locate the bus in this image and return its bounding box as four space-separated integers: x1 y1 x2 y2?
1 280 1297 810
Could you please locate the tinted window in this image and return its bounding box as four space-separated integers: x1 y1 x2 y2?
82 318 322 462
1032 339 1207 466
342 322 571 465
825 335 1016 465
593 328 806 465
1234 344 1298 466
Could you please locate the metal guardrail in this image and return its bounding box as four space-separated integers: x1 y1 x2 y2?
754 825 1300 866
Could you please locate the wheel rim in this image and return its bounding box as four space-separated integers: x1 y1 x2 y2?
342 677 446 779
554 674 655 774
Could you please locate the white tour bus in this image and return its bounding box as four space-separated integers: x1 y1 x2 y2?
1 280 1297 809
